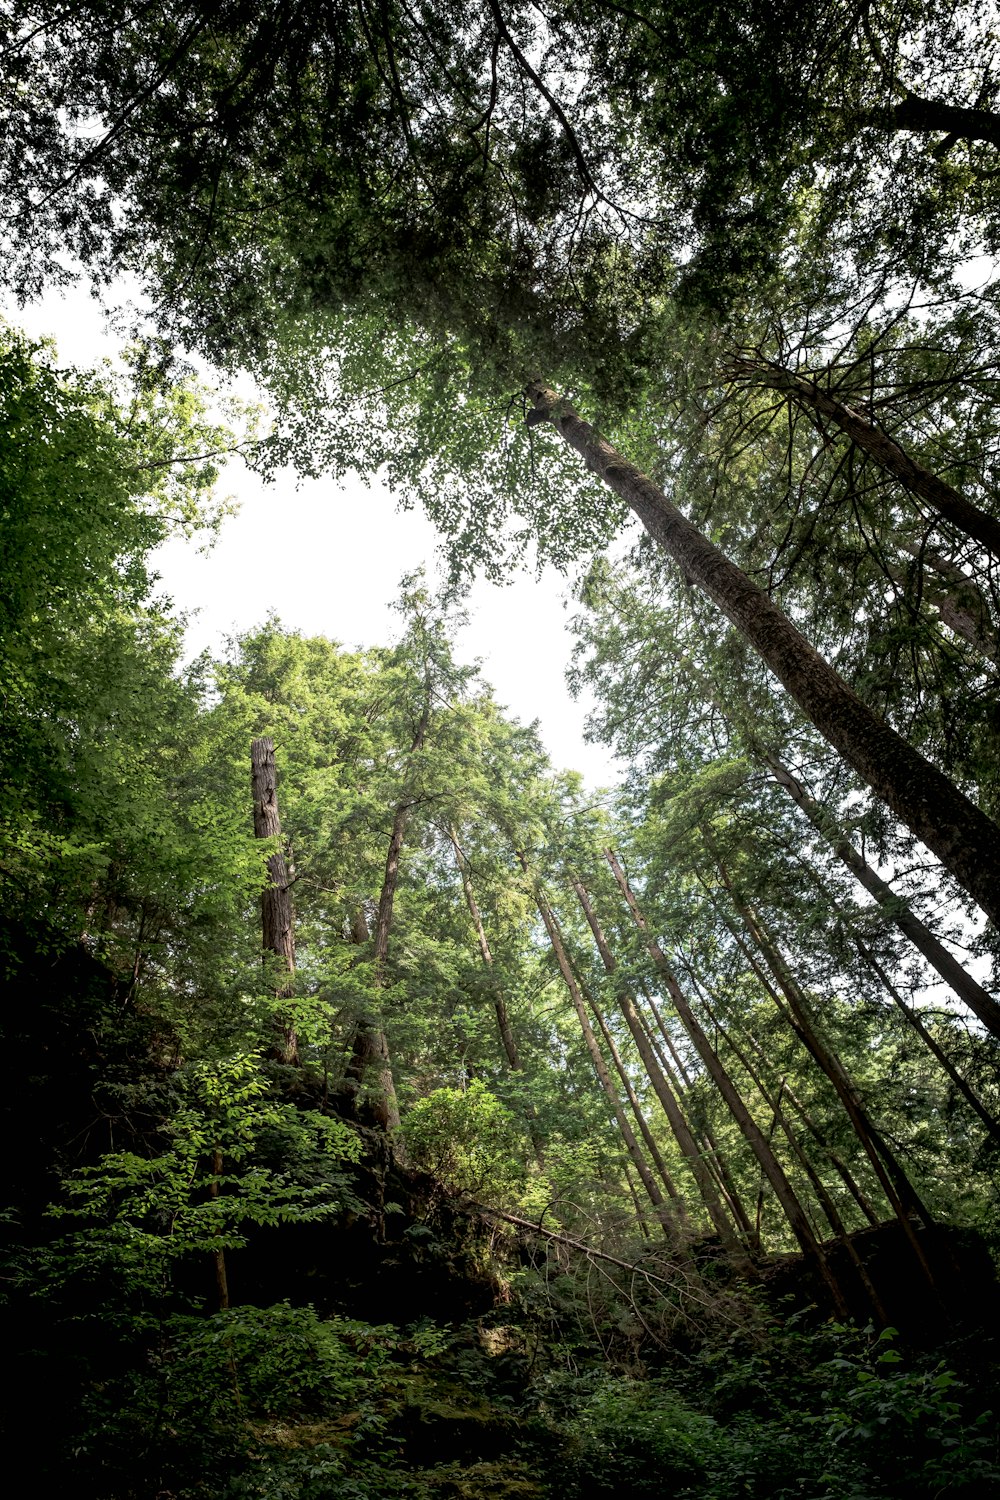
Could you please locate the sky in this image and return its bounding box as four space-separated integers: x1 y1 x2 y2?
7 282 627 788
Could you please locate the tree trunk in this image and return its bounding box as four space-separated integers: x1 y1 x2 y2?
718 881 941 1297
605 850 848 1310
855 939 1000 1147
344 673 433 1131
897 544 1000 664
450 827 522 1069
250 736 299 1066
888 93 1000 150
692 975 889 1322
569 875 742 1242
527 386 1000 928
635 980 756 1241
209 1146 230 1312
724 1009 882 1228
734 359 1000 561
523 863 680 1240
588 980 689 1218
762 753 1000 1038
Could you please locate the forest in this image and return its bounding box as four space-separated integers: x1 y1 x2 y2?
2 1 1000 1495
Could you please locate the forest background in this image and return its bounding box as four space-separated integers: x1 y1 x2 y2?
3 2 1000 1497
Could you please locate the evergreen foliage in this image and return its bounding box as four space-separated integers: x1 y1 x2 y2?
3 3 1000 1492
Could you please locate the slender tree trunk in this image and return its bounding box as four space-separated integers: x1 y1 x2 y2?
450 827 522 1069
605 851 849 1311
209 1146 230 1312
731 360 1000 561
634 980 756 1242
719 882 942 1296
692 976 890 1322
585 976 689 1221
522 862 679 1239
570 875 738 1240
528 386 1000 927
762 753 1000 1038
856 939 1000 1147
727 886 933 1219
726 1009 882 1228
344 675 433 1131
250 736 299 1065
571 873 731 1231
622 1159 654 1238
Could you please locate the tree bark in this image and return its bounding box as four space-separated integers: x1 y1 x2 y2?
528 386 1000 928
250 736 299 1065
762 752 1000 1038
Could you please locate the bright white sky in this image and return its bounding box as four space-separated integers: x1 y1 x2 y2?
8 283 627 788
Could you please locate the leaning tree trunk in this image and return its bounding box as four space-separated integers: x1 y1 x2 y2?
344 672 433 1131
730 357 1000 561
855 939 1000 1147
726 1007 882 1228
450 827 522 1070
634 978 756 1241
605 850 849 1312
586 979 690 1224
719 883 942 1299
523 863 681 1240
762 753 1000 1038
632 984 758 1242
691 973 889 1323
569 874 742 1246
250 736 299 1066
527 386 1000 928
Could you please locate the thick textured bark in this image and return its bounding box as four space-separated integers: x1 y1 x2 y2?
606 850 848 1311
450 828 522 1070
525 865 679 1239
736 361 1000 561
856 939 1000 1148
528 386 1000 928
250 736 299 1065
763 753 1000 1038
